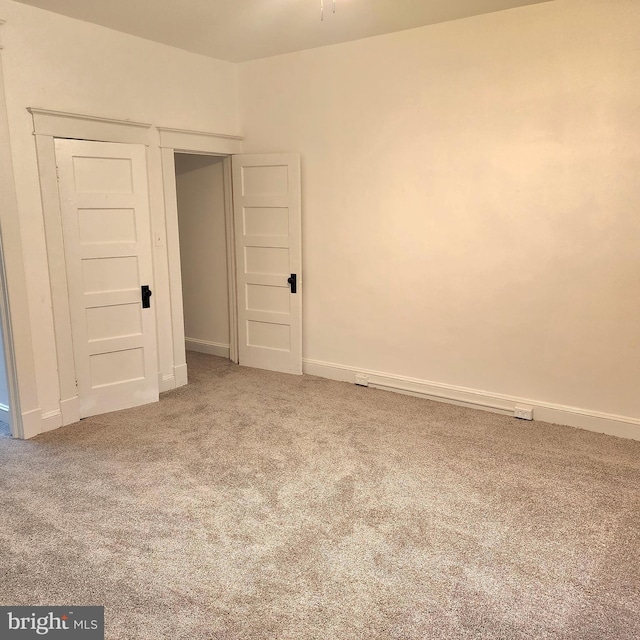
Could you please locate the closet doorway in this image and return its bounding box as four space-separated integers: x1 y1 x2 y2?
175 154 232 361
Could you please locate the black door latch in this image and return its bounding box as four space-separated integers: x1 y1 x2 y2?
141 285 153 308
287 274 297 294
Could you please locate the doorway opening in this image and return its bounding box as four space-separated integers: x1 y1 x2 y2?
0 243 19 439
174 153 232 363
0 320 10 438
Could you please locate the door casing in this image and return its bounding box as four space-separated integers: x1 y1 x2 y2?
32 109 156 432
171 151 238 365
158 126 243 386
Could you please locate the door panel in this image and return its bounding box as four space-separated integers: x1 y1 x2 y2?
232 153 302 374
243 207 289 236
55 139 158 418
77 208 137 243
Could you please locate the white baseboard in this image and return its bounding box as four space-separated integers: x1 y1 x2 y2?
159 361 194 392
15 406 67 439
60 396 80 426
159 373 176 393
20 408 42 439
41 409 62 433
185 338 230 359
0 402 8 419
174 363 188 388
302 358 640 442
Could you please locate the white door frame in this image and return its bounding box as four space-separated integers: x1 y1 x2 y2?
158 127 243 378
30 108 155 427
0 238 21 437
0 24 34 439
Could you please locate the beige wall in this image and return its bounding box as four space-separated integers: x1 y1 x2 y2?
175 154 230 352
238 0 640 421
0 0 238 432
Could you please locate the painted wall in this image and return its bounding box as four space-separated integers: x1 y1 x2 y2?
238 0 640 422
175 154 230 353
0 0 238 431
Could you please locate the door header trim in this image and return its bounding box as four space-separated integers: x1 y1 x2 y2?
28 107 152 145
157 126 243 154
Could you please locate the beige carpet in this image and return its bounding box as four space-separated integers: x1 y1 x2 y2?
1 352 639 639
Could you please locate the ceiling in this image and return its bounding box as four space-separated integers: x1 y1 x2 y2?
13 0 554 62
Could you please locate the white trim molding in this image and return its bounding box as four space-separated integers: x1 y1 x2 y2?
159 373 175 393
185 338 230 359
222 157 238 364
160 127 241 392
159 148 188 390
41 409 63 433
33 133 77 414
20 409 42 440
302 358 640 442
157 126 243 154
59 396 79 425
158 365 190 393
174 363 188 388
28 108 152 145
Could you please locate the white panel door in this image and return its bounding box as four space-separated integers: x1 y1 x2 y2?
55 139 158 418
232 154 302 374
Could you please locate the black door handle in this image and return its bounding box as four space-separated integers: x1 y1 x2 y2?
287 274 297 294
141 285 152 308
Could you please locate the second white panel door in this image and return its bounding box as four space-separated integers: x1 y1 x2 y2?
232 153 302 375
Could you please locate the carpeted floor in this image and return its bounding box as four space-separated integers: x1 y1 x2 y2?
1 352 639 639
